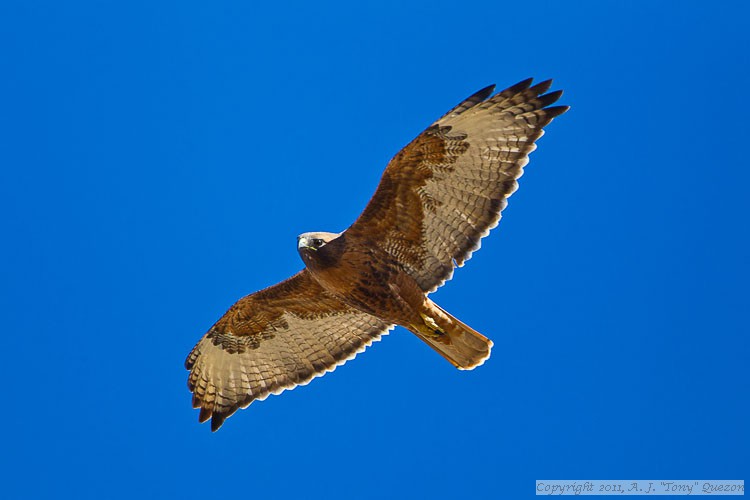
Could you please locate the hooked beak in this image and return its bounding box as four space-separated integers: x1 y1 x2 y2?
297 236 316 251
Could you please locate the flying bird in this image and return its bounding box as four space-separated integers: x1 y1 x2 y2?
186 78 568 430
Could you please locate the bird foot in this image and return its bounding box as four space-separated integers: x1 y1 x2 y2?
420 313 445 334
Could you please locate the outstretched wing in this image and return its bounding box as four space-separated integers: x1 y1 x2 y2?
346 78 568 293
185 270 391 431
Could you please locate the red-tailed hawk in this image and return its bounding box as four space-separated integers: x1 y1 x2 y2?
186 78 568 430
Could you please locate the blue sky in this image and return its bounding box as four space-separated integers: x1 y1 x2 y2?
1 1 747 498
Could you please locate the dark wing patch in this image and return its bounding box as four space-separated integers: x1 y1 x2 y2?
346 79 568 293
185 270 391 431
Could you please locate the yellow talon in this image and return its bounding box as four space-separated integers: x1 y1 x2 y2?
420 313 445 334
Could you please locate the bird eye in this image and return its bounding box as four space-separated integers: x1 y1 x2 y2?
313 239 324 247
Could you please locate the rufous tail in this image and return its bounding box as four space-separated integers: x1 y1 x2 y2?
407 301 492 370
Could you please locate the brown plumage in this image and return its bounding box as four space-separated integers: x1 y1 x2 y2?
186 78 569 430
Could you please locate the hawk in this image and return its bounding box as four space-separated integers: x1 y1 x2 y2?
186 78 568 430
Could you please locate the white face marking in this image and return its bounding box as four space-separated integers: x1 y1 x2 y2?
297 231 341 251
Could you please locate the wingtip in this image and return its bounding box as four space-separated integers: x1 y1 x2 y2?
210 416 225 432
477 83 496 99
515 77 535 91
198 407 212 424
546 105 570 118
538 89 564 107
530 78 554 94
497 77 535 99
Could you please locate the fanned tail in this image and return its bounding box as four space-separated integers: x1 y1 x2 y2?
407 301 492 370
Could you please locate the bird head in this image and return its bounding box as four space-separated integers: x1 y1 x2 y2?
297 232 339 253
